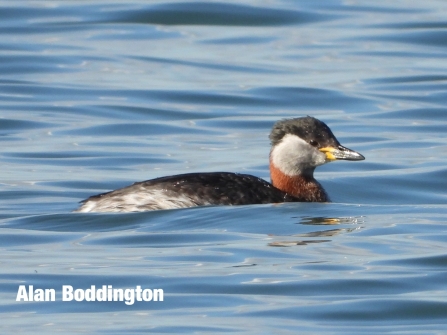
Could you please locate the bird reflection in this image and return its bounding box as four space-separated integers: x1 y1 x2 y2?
299 216 365 225
268 216 364 247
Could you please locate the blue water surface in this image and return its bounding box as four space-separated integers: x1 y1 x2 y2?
1 0 447 334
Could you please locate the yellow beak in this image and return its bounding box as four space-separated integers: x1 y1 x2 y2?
319 145 365 161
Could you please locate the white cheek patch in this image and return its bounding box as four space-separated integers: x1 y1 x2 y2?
270 134 327 176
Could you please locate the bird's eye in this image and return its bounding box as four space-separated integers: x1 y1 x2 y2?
309 140 319 147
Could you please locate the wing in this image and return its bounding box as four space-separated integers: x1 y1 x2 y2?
76 172 300 212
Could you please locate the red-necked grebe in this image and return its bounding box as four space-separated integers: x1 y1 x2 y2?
75 116 364 212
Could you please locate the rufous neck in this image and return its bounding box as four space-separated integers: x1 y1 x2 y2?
269 160 329 202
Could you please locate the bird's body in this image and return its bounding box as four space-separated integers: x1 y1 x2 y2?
76 172 302 213
75 116 364 213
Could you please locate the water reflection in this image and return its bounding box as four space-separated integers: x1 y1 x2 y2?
299 216 365 225
268 216 363 247
269 239 330 247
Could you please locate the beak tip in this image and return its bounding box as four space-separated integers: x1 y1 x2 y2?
334 146 365 161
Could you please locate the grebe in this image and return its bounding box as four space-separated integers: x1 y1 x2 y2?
75 116 364 213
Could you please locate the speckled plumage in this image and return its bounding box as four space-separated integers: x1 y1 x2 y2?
75 172 301 212
269 116 339 148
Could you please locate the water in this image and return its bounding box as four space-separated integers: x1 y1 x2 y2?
1 0 447 333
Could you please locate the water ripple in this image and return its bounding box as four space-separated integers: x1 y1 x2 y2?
1 0 447 333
